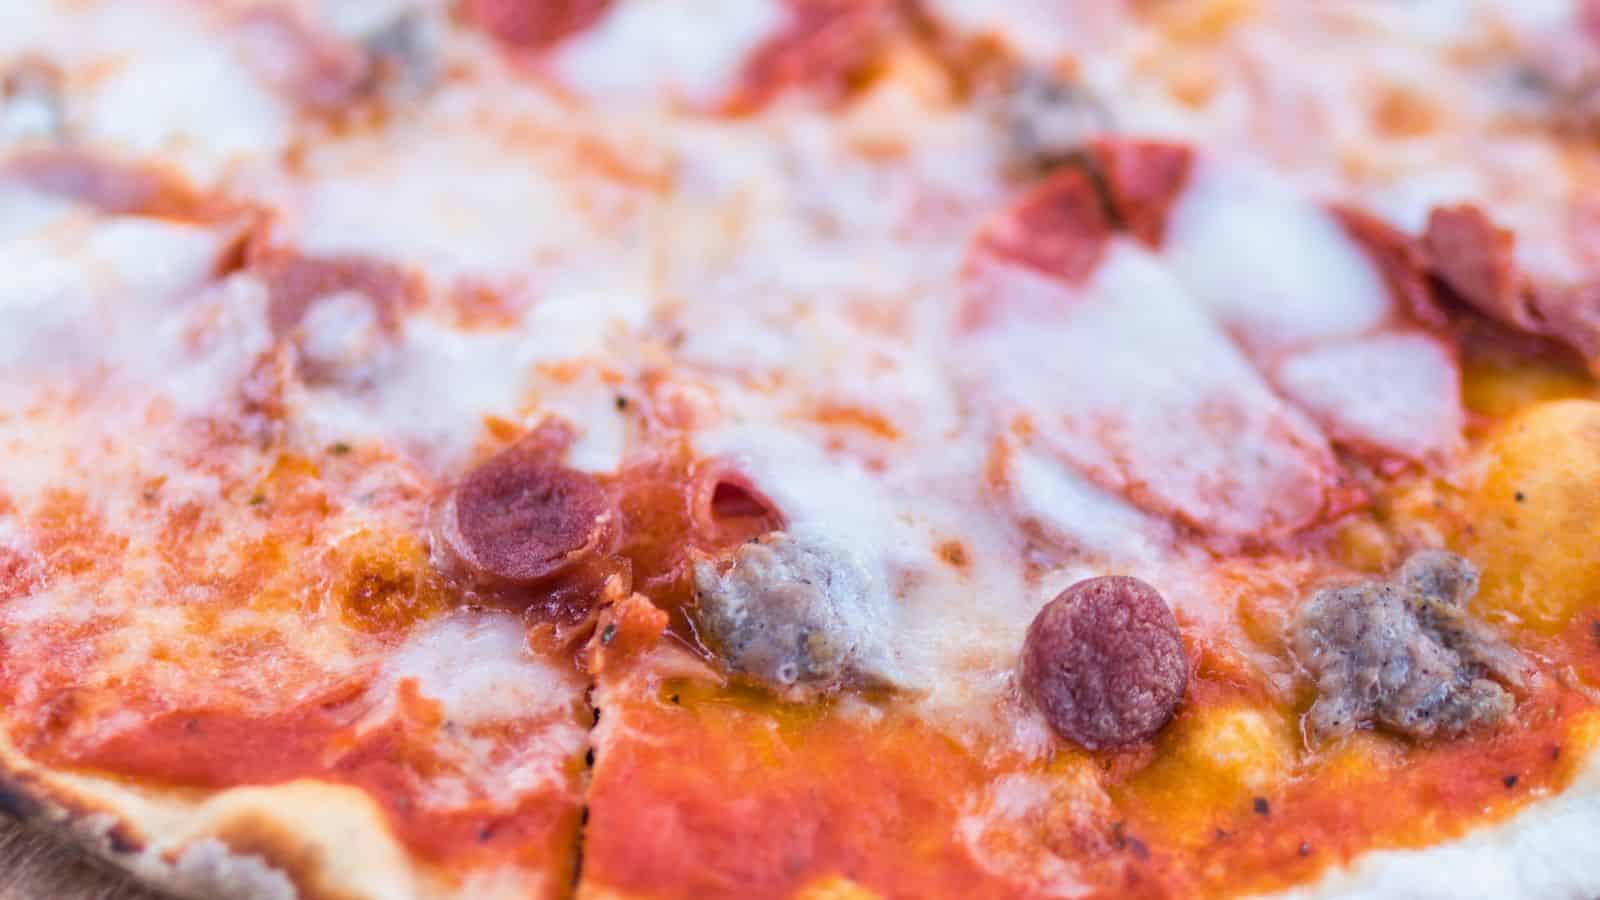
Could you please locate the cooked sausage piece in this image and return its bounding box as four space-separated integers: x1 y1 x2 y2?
1293 550 1531 742
691 531 902 697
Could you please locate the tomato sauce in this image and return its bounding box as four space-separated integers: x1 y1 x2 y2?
50 680 587 874
583 668 1594 900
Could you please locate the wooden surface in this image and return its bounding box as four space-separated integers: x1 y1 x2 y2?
0 816 167 900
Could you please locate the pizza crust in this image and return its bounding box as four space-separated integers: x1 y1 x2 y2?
1267 746 1600 900
0 729 552 900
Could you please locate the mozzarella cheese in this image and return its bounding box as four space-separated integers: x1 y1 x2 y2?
3 1 1599 897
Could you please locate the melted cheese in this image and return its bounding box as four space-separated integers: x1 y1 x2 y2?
3 1 1598 897
551 0 785 105
0 1 292 183
1161 157 1392 354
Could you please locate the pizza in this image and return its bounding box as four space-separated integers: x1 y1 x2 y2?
5 1 1600 898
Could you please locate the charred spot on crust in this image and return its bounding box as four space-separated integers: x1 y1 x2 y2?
691 531 902 697
1019 575 1188 750
1293 550 1531 742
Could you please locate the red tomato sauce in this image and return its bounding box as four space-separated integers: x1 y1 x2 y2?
45 680 587 874
582 668 1593 900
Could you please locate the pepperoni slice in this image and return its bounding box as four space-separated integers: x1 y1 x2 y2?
958 245 1347 540
1331 205 1446 330
1423 205 1524 326
962 166 1111 326
253 251 410 338
1424 204 1600 371
467 0 613 51
446 436 612 585
726 0 896 113
1019 576 1187 750
1087 139 1193 248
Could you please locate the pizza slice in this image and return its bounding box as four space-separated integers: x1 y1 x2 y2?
4 3 1600 900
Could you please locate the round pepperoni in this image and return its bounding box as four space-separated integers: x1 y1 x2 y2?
449 444 611 584
1020 576 1187 750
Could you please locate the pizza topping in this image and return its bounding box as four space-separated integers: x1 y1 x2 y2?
467 0 613 51
1 149 206 220
1424 204 1600 371
359 8 440 95
442 428 614 587
959 246 1347 541
967 165 1111 293
256 252 408 338
1514 19 1600 137
1019 575 1187 750
1330 205 1446 329
1274 332 1464 465
1160 157 1392 355
1087 139 1193 249
690 464 786 547
726 0 896 112
972 138 1190 287
249 251 410 384
586 589 669 673
691 531 901 696
1293 550 1531 742
995 65 1110 177
233 6 373 115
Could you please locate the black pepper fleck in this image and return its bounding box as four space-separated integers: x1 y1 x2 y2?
614 395 629 411
1298 841 1312 857
248 493 265 506
601 623 617 645
1127 836 1150 861
1253 797 1271 816
1504 774 1519 789
585 748 595 767
669 693 680 705
1515 490 1526 503
331 441 352 455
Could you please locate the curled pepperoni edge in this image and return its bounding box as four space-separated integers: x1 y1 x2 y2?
689 462 787 546
438 429 615 589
